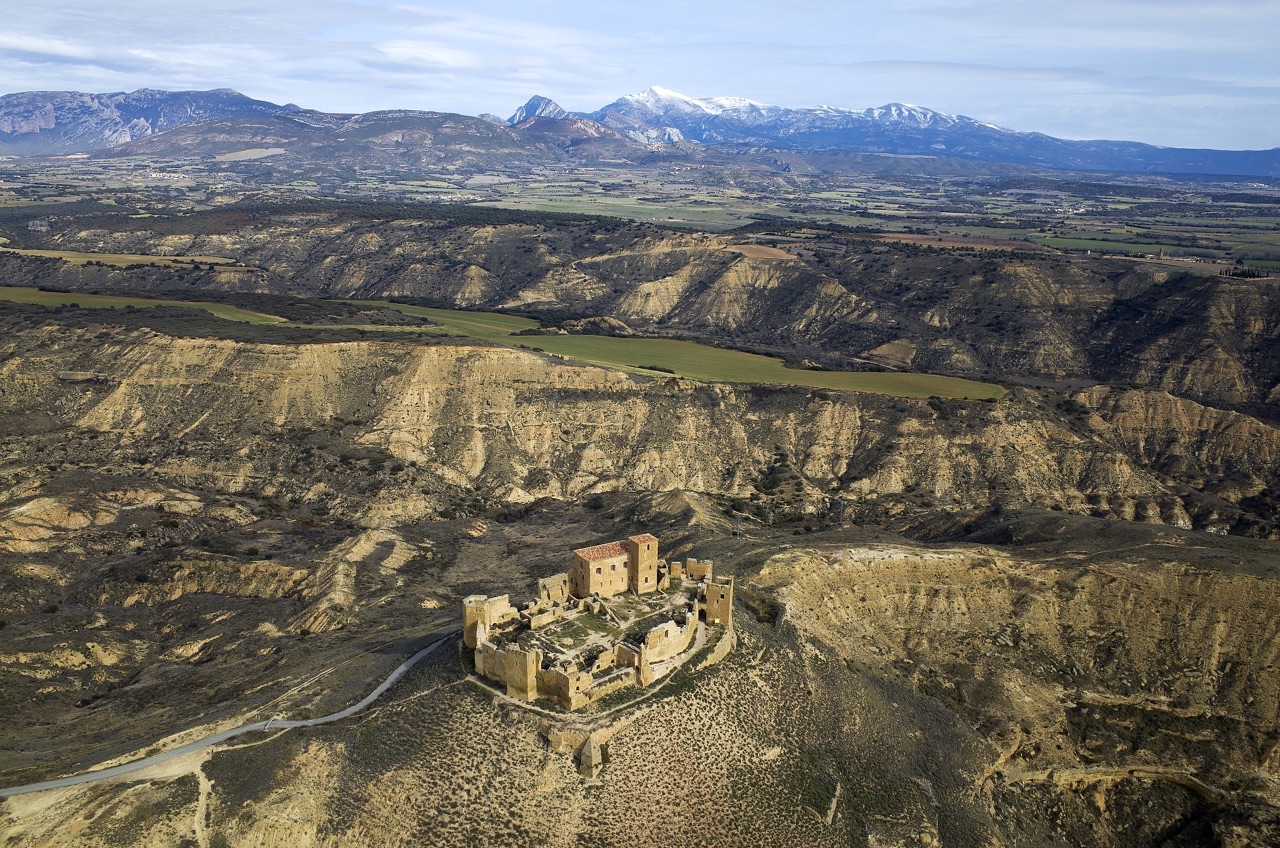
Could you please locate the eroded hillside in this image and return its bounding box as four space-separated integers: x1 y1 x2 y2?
5 202 1278 413
0 316 1274 758
1 316 1275 540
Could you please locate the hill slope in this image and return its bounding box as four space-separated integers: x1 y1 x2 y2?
2 318 1280 845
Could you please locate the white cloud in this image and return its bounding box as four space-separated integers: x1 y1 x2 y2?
376 40 482 70
0 32 97 60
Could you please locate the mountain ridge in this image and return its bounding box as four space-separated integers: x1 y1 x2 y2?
0 87 294 155
508 94 568 124
1 85 1277 176
572 86 1280 175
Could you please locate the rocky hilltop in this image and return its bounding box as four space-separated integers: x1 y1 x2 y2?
507 95 568 124
16 525 1280 848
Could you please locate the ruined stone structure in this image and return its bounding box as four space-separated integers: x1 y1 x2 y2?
703 578 733 626
461 533 733 711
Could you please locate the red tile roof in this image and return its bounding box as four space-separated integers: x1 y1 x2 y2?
573 540 629 561
628 533 658 545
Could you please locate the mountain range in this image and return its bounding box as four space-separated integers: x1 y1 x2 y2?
1 85 1277 177
568 87 1280 176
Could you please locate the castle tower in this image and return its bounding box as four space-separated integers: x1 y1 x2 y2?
505 646 542 702
462 595 488 649
462 594 518 648
626 533 659 594
702 576 734 627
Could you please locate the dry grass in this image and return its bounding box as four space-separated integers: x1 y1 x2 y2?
723 244 798 261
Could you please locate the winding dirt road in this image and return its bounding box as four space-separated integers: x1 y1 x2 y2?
0 632 456 798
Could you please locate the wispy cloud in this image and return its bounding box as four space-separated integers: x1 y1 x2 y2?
0 32 97 61
376 41 483 70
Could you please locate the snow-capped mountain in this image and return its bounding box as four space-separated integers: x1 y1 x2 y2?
579 86 985 145
565 86 1279 175
2 85 1276 176
603 87 962 128
602 86 768 118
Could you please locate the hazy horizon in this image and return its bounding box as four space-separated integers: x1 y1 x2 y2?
3 0 1278 150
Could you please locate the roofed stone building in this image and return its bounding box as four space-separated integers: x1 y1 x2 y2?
569 533 658 598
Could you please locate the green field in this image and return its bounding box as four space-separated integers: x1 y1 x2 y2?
0 247 242 268
1032 236 1181 255
0 286 1002 398
478 197 757 229
0 286 285 324
346 301 536 338
528 335 1001 398
352 301 1005 399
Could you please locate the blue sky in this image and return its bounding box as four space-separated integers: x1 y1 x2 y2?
3 0 1278 149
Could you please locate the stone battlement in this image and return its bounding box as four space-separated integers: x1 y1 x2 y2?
461 533 733 712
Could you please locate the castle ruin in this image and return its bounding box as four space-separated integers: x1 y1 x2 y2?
461 533 733 711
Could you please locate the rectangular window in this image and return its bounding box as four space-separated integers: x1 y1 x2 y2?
596 567 601 575
611 563 616 571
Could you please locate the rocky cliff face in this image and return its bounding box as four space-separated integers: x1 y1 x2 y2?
758 534 1280 845
2 323 1274 537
